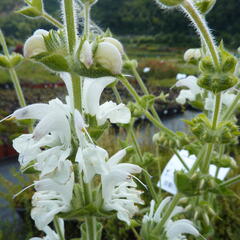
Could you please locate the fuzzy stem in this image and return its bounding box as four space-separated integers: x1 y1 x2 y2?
83 3 91 39
173 149 189 171
181 0 220 69
219 175 240 188
62 0 76 54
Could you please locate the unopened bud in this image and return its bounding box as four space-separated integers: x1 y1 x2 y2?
23 29 48 58
194 211 199 221
193 0 216 15
103 37 124 55
80 40 93 69
95 42 123 75
185 204 193 212
203 212 210 226
184 48 202 63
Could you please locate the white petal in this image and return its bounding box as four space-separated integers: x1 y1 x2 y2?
108 149 126 166
12 104 50 120
97 101 131 125
83 77 116 115
103 37 124 55
80 40 93 68
166 219 199 239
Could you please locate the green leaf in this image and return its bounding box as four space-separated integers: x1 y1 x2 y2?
37 54 70 72
31 0 43 10
9 53 23 67
16 6 41 18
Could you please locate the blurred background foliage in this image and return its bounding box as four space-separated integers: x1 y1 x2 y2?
0 0 239 48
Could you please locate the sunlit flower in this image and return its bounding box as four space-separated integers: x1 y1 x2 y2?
23 29 48 58
143 198 200 240
83 77 131 125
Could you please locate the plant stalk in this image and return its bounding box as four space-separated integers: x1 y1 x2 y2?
62 0 76 54
54 217 65 240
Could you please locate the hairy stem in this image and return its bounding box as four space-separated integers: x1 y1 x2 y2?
62 0 76 54
83 3 91 39
42 12 63 28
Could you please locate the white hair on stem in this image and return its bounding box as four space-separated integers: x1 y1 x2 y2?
179 0 219 63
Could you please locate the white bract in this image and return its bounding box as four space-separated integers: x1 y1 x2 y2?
83 77 131 125
24 29 48 58
175 75 202 104
95 42 123 74
143 198 200 239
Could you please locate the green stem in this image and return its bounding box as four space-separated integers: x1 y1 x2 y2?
42 12 63 28
112 86 122 104
63 0 76 54
201 143 214 174
212 93 222 130
54 217 65 240
72 73 82 113
0 30 26 108
131 226 142 240
219 175 240 188
181 0 220 69
125 55 161 122
173 149 189 171
222 92 240 121
83 3 90 39
120 75 176 137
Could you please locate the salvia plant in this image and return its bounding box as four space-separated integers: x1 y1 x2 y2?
0 0 240 239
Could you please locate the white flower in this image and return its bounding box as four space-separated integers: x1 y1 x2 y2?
175 76 202 104
30 219 64 240
80 40 93 69
95 42 123 74
31 160 74 230
83 77 131 125
101 149 143 224
76 144 108 183
183 48 201 63
176 73 187 80
24 29 48 58
143 198 200 240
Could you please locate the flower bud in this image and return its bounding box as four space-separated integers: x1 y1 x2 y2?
95 42 123 75
156 0 184 7
23 29 48 58
184 48 202 63
103 37 124 55
80 40 93 69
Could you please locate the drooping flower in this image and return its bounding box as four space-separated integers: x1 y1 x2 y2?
30 219 64 240
83 77 131 125
142 198 200 240
175 75 202 104
24 29 48 58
